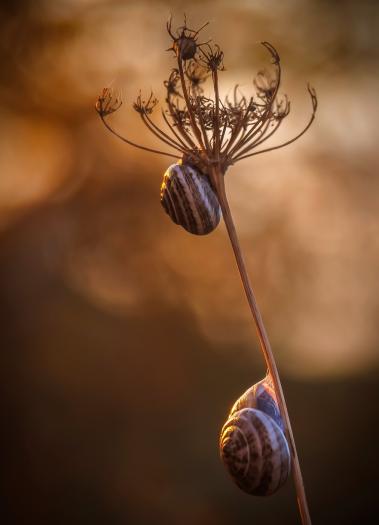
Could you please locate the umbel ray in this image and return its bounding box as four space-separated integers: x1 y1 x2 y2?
96 16 317 525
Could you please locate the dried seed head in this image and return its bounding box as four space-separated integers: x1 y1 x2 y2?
166 16 209 61
96 19 318 180
164 69 182 100
133 91 158 115
95 87 122 117
199 44 225 72
185 62 209 95
174 36 197 60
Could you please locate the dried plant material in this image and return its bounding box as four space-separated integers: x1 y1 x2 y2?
95 16 317 525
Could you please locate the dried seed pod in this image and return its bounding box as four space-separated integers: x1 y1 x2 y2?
174 36 197 60
166 17 209 61
220 376 291 496
160 163 221 235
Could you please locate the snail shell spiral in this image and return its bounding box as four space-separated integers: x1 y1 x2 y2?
220 375 291 496
160 162 221 235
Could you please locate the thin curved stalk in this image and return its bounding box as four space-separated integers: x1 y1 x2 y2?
219 120 228 149
225 44 282 158
231 118 283 160
100 115 178 159
161 109 192 151
166 98 199 150
177 59 205 149
234 86 318 162
234 113 316 161
140 112 187 153
196 97 211 152
210 166 312 525
212 69 221 159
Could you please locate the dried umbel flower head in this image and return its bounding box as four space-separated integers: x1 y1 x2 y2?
96 87 122 116
95 17 317 234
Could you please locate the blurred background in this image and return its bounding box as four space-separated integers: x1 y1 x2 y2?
1 0 379 523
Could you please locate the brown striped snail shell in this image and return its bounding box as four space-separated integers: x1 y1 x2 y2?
220 375 291 496
160 162 221 235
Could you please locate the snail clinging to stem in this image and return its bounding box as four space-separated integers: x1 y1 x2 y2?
220 374 291 496
160 161 221 235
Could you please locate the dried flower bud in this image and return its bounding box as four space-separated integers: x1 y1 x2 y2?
95 87 122 117
166 16 209 61
174 36 197 60
133 91 158 115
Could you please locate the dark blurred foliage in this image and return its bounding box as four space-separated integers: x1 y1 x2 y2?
1 1 379 524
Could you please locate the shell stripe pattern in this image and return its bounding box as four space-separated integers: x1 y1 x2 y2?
220 408 290 496
220 375 291 496
230 375 283 431
160 163 221 235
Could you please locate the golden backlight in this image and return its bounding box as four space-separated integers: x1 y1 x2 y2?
1 1 378 524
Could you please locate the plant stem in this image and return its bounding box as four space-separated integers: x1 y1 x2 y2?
211 167 312 525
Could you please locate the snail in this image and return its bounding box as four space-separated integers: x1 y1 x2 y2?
220 374 291 496
160 162 221 235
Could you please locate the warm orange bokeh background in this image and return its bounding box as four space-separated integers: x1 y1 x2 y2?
1 1 379 524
